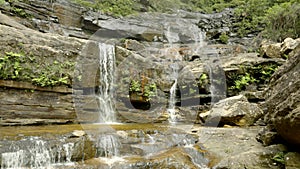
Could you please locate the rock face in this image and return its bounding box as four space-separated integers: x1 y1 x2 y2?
262 41 300 147
0 15 86 125
200 95 263 126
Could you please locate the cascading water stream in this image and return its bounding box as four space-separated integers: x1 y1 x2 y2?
168 79 178 123
96 134 121 158
1 138 75 169
164 24 181 123
97 43 116 123
167 65 179 123
94 43 122 163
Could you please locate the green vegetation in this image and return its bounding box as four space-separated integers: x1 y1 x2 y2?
272 152 286 165
72 0 138 17
0 52 74 87
129 79 157 101
219 32 229 44
198 73 209 88
228 63 279 92
70 0 300 39
264 1 300 41
129 79 141 92
0 52 26 80
0 0 5 5
230 73 256 91
11 7 30 18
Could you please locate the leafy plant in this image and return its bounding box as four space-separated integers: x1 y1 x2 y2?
230 73 257 91
0 52 27 80
198 73 209 88
250 64 279 84
0 52 74 87
129 80 141 92
129 79 157 101
272 152 286 165
219 32 229 44
143 83 157 98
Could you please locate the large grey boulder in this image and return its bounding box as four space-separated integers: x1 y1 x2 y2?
200 95 263 126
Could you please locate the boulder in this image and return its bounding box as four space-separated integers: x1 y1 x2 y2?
280 38 300 55
262 43 300 147
200 95 263 126
260 42 282 58
285 152 300 169
259 38 300 58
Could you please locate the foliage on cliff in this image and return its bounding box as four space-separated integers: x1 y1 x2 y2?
0 52 74 87
264 2 300 41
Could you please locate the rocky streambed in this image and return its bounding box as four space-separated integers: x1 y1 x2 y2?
0 123 288 169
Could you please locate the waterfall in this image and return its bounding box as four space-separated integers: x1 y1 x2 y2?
164 24 181 123
168 79 178 123
97 43 116 123
168 63 179 123
96 134 121 158
1 138 75 168
1 150 25 169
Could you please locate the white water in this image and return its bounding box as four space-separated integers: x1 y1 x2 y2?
63 142 75 163
164 24 181 123
167 62 180 123
29 140 52 168
96 134 121 158
190 25 206 54
168 79 178 123
97 43 116 123
1 139 75 169
1 150 25 169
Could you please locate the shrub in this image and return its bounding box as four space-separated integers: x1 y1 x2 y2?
219 32 229 44
0 0 5 5
0 52 74 87
264 2 300 42
72 0 138 17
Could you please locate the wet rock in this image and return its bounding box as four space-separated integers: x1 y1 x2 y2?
285 152 300 169
200 95 263 126
0 135 96 168
262 44 300 147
